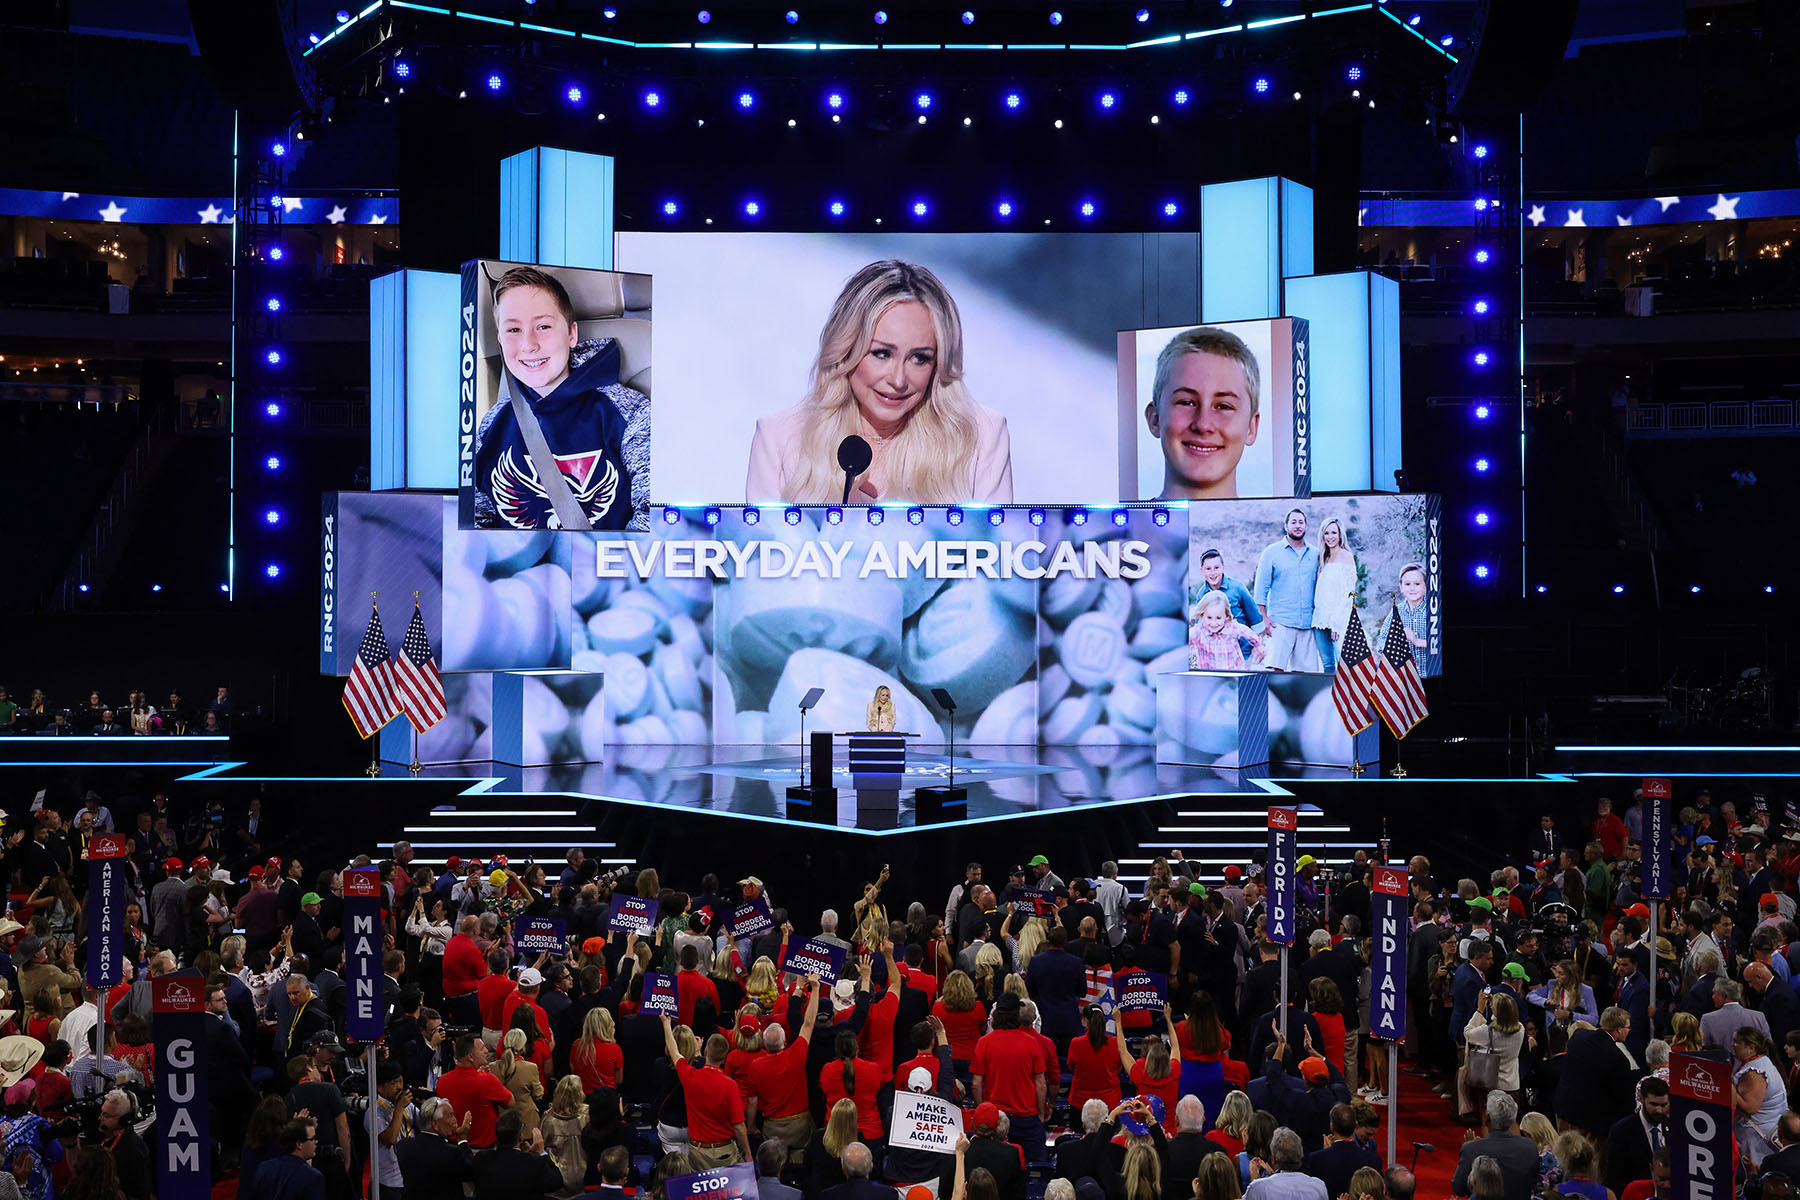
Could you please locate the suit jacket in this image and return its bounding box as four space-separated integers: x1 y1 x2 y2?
758 1177 804 1200
1527 828 1566 866
1614 971 1650 1061
1053 1129 1117 1195
395 1132 476 1198
1450 1131 1539 1200
1168 1131 1224 1197
1604 1111 1660 1197
1680 973 1720 1018
1756 978 1800 1048
248 1154 327 1200
1303 1140 1382 1200
1450 962 1488 1044
823 1179 904 1200
1701 1001 1769 1051
473 1146 566 1200
1553 1029 1637 1135
204 1011 256 1105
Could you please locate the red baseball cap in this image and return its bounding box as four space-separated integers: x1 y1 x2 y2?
1300 1056 1329 1084
164 857 183 873
1762 893 1781 909
581 937 607 956
266 856 283 870
736 1012 762 1032
248 865 266 878
1223 865 1242 880
493 854 509 868
446 856 463 870
1625 903 1650 918
971 1102 1001 1132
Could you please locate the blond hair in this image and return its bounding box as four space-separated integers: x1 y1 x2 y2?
786 260 979 503
822 1098 860 1158
1151 326 1261 419
550 1073 587 1119
941 970 976 1012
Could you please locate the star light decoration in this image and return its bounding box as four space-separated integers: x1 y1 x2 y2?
1616 216 1633 226
98 201 126 222
1526 205 1546 227
1563 209 1585 228
281 197 305 214
1656 196 1680 211
326 205 348 225
198 203 224 224
1707 194 1740 221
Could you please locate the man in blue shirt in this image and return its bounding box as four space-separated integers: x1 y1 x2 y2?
1196 548 1262 660
1252 510 1320 671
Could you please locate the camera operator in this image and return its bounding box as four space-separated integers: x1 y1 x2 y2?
389 991 455 1091
85 1089 151 1200
372 1062 417 1200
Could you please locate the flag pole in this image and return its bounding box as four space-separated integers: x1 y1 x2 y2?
409 591 423 776
366 591 383 778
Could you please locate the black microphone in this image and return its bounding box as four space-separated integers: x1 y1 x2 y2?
837 435 873 504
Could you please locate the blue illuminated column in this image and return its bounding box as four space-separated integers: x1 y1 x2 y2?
1199 177 1312 323
369 270 460 490
1282 271 1403 493
499 147 617 269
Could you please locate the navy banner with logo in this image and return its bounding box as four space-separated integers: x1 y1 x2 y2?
153 975 211 1200
1007 886 1058 918
780 937 848 984
86 834 129 986
1369 866 1409 1042
1266 806 1298 946
1643 778 1673 900
666 1162 759 1200
1669 1051 1734 1200
1113 968 1167 1013
517 916 567 955
725 898 771 941
641 971 679 1018
607 893 659 935
343 867 385 1042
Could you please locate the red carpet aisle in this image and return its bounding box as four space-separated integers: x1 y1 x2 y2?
1385 1065 1471 1196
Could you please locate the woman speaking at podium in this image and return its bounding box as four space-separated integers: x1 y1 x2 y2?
745 260 1013 504
866 686 897 733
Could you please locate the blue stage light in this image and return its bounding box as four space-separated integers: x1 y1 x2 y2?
1172 88 1190 106
1135 8 1149 22
264 508 282 526
785 507 803 525
737 90 755 109
336 9 351 21
566 84 584 105
874 9 887 24
1068 509 1088 527
309 32 321 44
1473 563 1490 579
826 507 843 525
1473 403 1491 420
1473 299 1490 315
1473 511 1489 526
394 60 411 79
663 508 681 525
266 296 282 312
662 200 679 216
272 142 286 158
988 508 1004 526
265 455 282 471
1765 585 1776 594
603 5 616 15
1152 508 1170 526
867 507 884 525
826 90 845 110
743 507 760 525
906 507 924 525
268 246 284 261
1028 508 1045 527
151 584 162 593
1079 200 1096 218
786 9 800 22
1474 198 1489 212
266 563 283 579
912 200 929 218
1689 584 1701 594
1252 77 1271 95
78 583 89 594
1473 457 1490 473
1472 350 1491 368
1440 34 1454 46
995 200 1013 218
946 507 964 526
1111 508 1129 527
698 10 711 23
962 11 975 24
1049 11 1062 25
265 401 282 418
1098 91 1116 109
1473 142 1489 159
704 507 721 526
643 90 662 108
743 199 761 217
265 348 283 367
219 582 231 593
1473 248 1491 265
1536 585 1548 594
1162 201 1179 218
486 72 503 92
1346 65 1362 82
1004 91 1022 110
828 200 845 217
1612 584 1625 594
915 91 933 110
1406 12 1420 25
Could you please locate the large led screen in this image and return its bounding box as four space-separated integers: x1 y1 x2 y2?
457 259 653 532
1185 493 1441 677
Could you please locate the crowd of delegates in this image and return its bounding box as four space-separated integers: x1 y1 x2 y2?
0 686 234 736
6 781 1795 1200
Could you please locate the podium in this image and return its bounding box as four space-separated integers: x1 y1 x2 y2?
840 731 917 829
785 730 839 824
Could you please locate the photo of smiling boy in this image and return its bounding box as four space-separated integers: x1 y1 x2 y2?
1145 326 1261 502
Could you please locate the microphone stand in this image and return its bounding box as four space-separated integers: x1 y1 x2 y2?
842 472 854 505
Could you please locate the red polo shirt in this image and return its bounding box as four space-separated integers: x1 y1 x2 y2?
677 1058 745 1144
442 934 488 997
931 1000 987 1061
477 974 516 1031
970 1027 1043 1115
499 990 551 1043
435 1063 514 1147
676 969 720 1028
857 990 900 1082
820 1057 884 1137
748 1038 811 1121
895 1051 941 1094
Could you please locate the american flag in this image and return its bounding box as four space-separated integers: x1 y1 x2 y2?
392 603 446 732
1370 604 1431 737
1330 606 1377 734
342 604 399 739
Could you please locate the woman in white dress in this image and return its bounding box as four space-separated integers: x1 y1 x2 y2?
1311 517 1358 673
